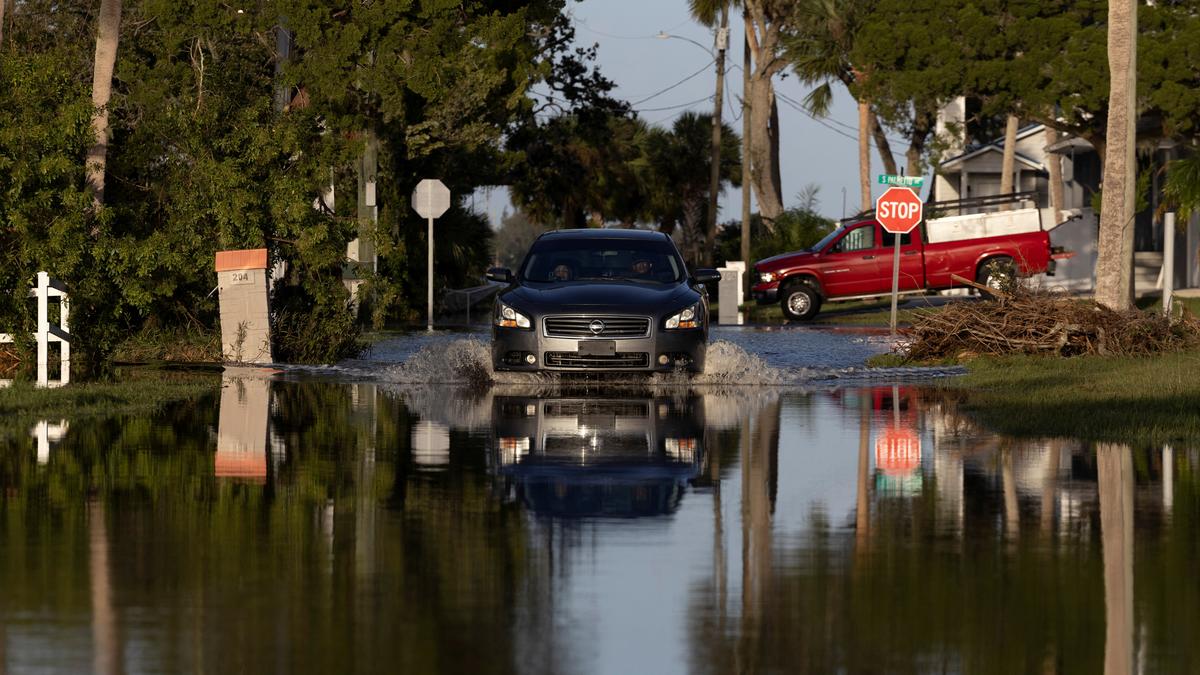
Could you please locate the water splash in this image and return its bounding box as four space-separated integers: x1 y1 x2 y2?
380 338 790 386
373 336 962 387
652 340 785 386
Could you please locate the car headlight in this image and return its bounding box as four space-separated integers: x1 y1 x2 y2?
495 302 531 329
759 271 776 283
665 437 698 462
665 303 700 330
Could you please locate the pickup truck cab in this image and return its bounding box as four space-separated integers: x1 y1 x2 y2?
752 218 1055 320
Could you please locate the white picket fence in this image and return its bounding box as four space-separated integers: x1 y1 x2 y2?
0 272 71 388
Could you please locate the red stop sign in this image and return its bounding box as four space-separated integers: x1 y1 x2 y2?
875 186 923 234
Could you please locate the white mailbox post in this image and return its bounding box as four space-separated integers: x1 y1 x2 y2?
0 271 71 387
215 249 273 364
717 261 746 325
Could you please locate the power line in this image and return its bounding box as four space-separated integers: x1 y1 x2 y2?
572 15 693 41
629 58 717 105
636 94 714 113
776 90 911 149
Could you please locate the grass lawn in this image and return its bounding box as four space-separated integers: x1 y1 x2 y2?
1135 294 1200 317
0 367 220 432
111 325 222 363
736 291 1200 328
939 351 1200 445
739 295 953 326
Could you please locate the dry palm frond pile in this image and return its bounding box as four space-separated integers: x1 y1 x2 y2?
0 344 18 369
904 289 1200 360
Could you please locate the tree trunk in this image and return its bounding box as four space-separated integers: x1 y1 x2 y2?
1045 126 1065 226
905 109 934 178
86 0 123 207
1095 0 1137 310
740 10 753 297
858 99 871 213
1097 444 1134 675
704 4 729 267
748 74 783 228
684 199 704 265
868 108 898 177
999 114 1019 211
0 0 8 50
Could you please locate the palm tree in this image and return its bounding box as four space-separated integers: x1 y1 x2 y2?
740 0 787 229
784 0 898 214
86 0 123 207
998 114 1019 211
508 114 646 228
637 112 741 265
1094 0 1138 310
1163 154 1200 221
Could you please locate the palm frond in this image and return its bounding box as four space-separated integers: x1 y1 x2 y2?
1163 154 1200 221
802 81 834 117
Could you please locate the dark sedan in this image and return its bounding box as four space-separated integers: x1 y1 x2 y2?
487 229 720 373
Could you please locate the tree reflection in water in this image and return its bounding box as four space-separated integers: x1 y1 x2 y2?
0 376 1195 674
686 387 1200 675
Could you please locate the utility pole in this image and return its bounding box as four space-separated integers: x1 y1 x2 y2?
740 8 753 299
705 7 729 268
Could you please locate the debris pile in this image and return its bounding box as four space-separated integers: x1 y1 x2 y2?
904 289 1200 360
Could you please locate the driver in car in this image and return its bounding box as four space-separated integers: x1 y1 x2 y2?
551 262 575 281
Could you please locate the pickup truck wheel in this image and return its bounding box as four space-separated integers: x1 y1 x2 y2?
780 283 821 321
977 257 1016 293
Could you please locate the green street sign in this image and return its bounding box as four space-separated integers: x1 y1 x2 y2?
878 174 924 188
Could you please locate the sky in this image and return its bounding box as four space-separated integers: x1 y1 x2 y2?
473 0 921 226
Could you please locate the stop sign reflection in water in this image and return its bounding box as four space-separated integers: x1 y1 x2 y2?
875 427 921 475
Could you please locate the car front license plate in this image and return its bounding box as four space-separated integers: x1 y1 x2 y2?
577 340 615 356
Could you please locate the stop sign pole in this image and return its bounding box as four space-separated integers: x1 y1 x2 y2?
874 186 924 337
411 179 451 331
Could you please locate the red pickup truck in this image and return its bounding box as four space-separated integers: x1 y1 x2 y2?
751 218 1056 320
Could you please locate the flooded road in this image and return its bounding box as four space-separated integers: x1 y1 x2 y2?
0 331 1196 673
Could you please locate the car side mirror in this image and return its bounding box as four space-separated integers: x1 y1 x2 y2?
692 268 721 284
486 267 513 283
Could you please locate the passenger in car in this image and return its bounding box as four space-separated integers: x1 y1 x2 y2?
551 261 575 282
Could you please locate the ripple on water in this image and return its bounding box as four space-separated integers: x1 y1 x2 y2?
375 337 962 386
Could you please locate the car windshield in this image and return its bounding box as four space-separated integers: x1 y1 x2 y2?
812 225 847 252
521 237 684 284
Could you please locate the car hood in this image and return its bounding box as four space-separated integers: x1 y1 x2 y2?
756 249 816 271
503 281 695 314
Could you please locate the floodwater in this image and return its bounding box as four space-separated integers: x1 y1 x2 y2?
1 328 1196 674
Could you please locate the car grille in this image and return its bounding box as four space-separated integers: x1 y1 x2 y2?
543 316 651 339
543 401 650 418
544 352 650 369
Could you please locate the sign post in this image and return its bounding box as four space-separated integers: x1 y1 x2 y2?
411 179 451 331
874 186 924 337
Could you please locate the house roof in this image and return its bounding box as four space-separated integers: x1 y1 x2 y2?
1044 136 1096 154
940 145 1045 171
939 123 1047 171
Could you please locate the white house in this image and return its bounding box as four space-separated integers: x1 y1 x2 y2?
932 98 1199 295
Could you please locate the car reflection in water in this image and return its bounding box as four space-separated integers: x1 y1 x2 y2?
491 393 706 518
